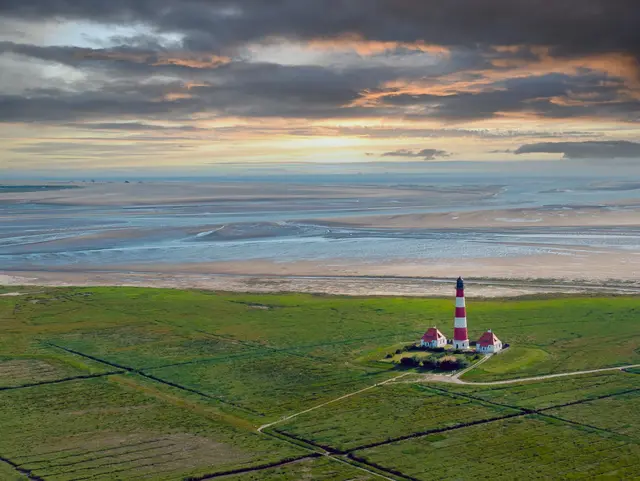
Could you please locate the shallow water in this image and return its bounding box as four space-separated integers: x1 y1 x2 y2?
1 173 639 270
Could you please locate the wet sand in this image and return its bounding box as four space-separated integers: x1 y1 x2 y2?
2 248 639 298
320 205 640 229
2 270 636 298
0 181 500 206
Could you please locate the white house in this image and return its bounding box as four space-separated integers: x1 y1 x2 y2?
420 327 447 348
476 330 503 353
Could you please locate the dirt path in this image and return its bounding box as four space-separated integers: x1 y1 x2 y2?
255 361 640 480
453 353 493 379
258 372 411 432
410 364 640 386
257 372 412 480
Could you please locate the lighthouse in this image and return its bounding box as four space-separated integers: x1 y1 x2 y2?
453 277 470 350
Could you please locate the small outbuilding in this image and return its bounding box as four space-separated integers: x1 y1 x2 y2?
420 327 447 349
476 330 503 353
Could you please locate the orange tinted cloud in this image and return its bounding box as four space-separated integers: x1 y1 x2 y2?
75 49 230 69
152 55 230 68
308 34 450 56
354 47 639 111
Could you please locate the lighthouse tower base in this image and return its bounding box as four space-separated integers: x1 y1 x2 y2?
453 340 469 350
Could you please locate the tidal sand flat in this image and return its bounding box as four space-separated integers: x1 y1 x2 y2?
2 174 640 292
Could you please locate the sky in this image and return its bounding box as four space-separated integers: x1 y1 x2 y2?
1 0 640 175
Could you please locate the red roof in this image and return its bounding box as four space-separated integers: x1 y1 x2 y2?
477 330 501 347
422 327 445 342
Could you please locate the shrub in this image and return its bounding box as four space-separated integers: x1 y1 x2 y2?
400 356 419 367
439 356 460 371
422 356 439 370
457 357 471 369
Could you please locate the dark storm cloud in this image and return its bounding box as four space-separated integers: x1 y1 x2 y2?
515 141 640 159
0 41 230 76
382 148 450 160
0 1 638 58
1 65 636 123
0 92 196 122
0 2 638 126
384 73 638 122
0 56 410 122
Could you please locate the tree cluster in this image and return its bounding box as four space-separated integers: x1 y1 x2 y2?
399 355 470 371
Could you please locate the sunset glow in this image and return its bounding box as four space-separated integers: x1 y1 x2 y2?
1 1 639 173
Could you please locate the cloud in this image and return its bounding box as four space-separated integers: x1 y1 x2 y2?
1 0 639 166
64 122 205 132
514 141 640 159
382 148 450 160
380 72 639 122
336 127 600 139
10 140 195 157
0 41 230 74
0 1 638 60
488 149 514 154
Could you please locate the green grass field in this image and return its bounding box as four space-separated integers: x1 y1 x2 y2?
0 287 638 480
278 384 517 451
224 457 377 480
547 391 640 439
0 377 302 481
440 371 640 410
355 415 640 480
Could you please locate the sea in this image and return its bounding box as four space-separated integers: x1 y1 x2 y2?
2 168 640 271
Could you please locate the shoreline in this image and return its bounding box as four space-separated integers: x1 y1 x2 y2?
2 268 639 298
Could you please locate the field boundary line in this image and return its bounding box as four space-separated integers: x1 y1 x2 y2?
276 382 640 456
347 412 525 453
144 331 417 372
0 456 46 481
426 384 528 412
0 371 123 392
346 453 422 481
538 387 640 412
258 372 411 432
536 412 640 443
182 454 320 480
43 342 135 372
43 342 263 416
429 381 640 416
260 429 404 481
271 429 345 454
332 455 412 481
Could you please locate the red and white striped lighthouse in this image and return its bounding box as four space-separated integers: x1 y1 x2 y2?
453 277 470 349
